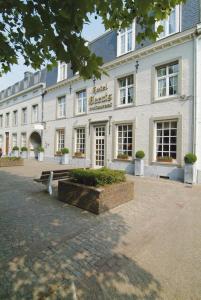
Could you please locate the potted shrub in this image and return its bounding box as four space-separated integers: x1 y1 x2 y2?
61 148 70 165
12 146 19 157
38 146 44 162
184 153 197 184
21 146 28 159
135 150 145 176
117 153 129 160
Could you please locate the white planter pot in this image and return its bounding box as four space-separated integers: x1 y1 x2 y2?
21 151 28 159
135 158 144 176
61 154 70 165
184 163 197 184
38 152 44 162
12 150 19 157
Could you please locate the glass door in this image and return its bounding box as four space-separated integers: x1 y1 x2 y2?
95 126 105 167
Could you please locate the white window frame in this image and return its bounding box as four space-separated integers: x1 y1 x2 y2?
156 62 179 100
32 104 39 123
118 75 134 106
156 5 180 40
13 110 18 126
34 72 40 84
117 21 135 56
57 96 66 118
5 113 10 127
56 129 65 151
75 128 86 154
12 134 17 148
21 133 27 147
57 62 68 82
76 90 87 114
154 120 178 162
22 107 27 125
116 124 133 158
0 115 3 128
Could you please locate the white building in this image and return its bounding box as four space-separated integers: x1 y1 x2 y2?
0 1 201 182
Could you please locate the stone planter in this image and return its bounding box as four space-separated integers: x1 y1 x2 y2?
38 152 44 162
61 154 70 165
58 180 134 214
184 163 197 184
12 150 19 158
21 151 28 159
135 158 144 176
0 158 24 167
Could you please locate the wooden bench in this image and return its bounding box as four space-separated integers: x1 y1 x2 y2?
34 169 72 195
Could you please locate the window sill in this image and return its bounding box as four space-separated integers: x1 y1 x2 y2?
113 158 133 163
153 95 179 103
74 112 87 117
156 31 180 42
114 103 135 110
72 156 86 159
151 161 181 167
57 116 66 120
117 49 134 57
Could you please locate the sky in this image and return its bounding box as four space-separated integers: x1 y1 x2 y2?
0 16 105 91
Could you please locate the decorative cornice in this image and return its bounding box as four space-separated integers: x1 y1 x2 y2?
46 27 195 94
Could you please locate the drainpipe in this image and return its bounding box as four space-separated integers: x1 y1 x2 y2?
41 90 47 145
193 33 197 154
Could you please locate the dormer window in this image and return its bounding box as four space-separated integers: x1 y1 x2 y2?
117 22 135 56
34 72 40 84
58 62 68 82
15 83 19 93
156 5 180 39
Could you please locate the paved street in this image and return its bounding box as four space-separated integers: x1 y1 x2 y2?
0 160 201 299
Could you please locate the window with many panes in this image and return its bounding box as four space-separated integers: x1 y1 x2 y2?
156 6 180 39
155 120 177 160
21 133 27 147
12 134 17 147
76 128 85 154
58 62 67 82
156 62 178 99
118 75 134 105
117 24 135 56
5 113 10 127
22 108 27 124
57 96 66 118
117 124 133 157
13 110 18 126
56 129 65 151
0 115 3 128
77 90 87 114
32 105 39 123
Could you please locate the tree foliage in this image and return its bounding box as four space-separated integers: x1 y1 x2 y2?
0 0 185 79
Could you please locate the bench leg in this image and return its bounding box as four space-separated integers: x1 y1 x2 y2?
47 171 53 195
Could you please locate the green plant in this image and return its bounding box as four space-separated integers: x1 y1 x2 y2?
61 148 69 154
70 167 126 187
21 146 28 152
38 146 44 152
135 150 145 159
0 157 21 161
12 146 19 151
184 153 197 164
117 153 129 160
56 150 62 156
157 156 173 162
74 151 84 157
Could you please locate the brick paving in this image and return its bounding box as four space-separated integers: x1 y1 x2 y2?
0 160 201 299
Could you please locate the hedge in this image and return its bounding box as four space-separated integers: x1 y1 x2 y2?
70 167 126 186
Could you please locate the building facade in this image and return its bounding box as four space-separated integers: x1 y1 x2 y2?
0 0 201 182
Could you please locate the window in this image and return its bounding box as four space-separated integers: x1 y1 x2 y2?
32 105 39 123
12 134 17 147
58 62 68 82
56 129 65 151
156 6 180 39
117 23 135 56
0 115 3 128
118 75 134 105
22 108 27 124
77 90 87 114
21 133 27 147
15 83 19 93
34 72 40 84
24 78 29 89
76 128 86 154
117 124 133 157
5 113 10 127
156 62 179 99
0 135 3 149
155 120 177 160
13 110 18 126
57 96 66 118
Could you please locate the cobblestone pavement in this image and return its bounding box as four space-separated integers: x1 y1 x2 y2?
0 160 201 299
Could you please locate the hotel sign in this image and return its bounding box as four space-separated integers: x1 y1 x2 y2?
88 84 112 111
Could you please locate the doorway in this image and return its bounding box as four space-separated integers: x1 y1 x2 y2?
94 125 105 167
29 131 42 158
5 132 9 155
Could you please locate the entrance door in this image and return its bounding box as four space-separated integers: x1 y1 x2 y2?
95 126 105 167
5 132 9 155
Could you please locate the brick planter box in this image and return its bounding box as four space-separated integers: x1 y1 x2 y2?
58 180 134 214
0 158 24 167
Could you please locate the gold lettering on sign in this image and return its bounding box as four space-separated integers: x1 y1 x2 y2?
89 84 112 111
